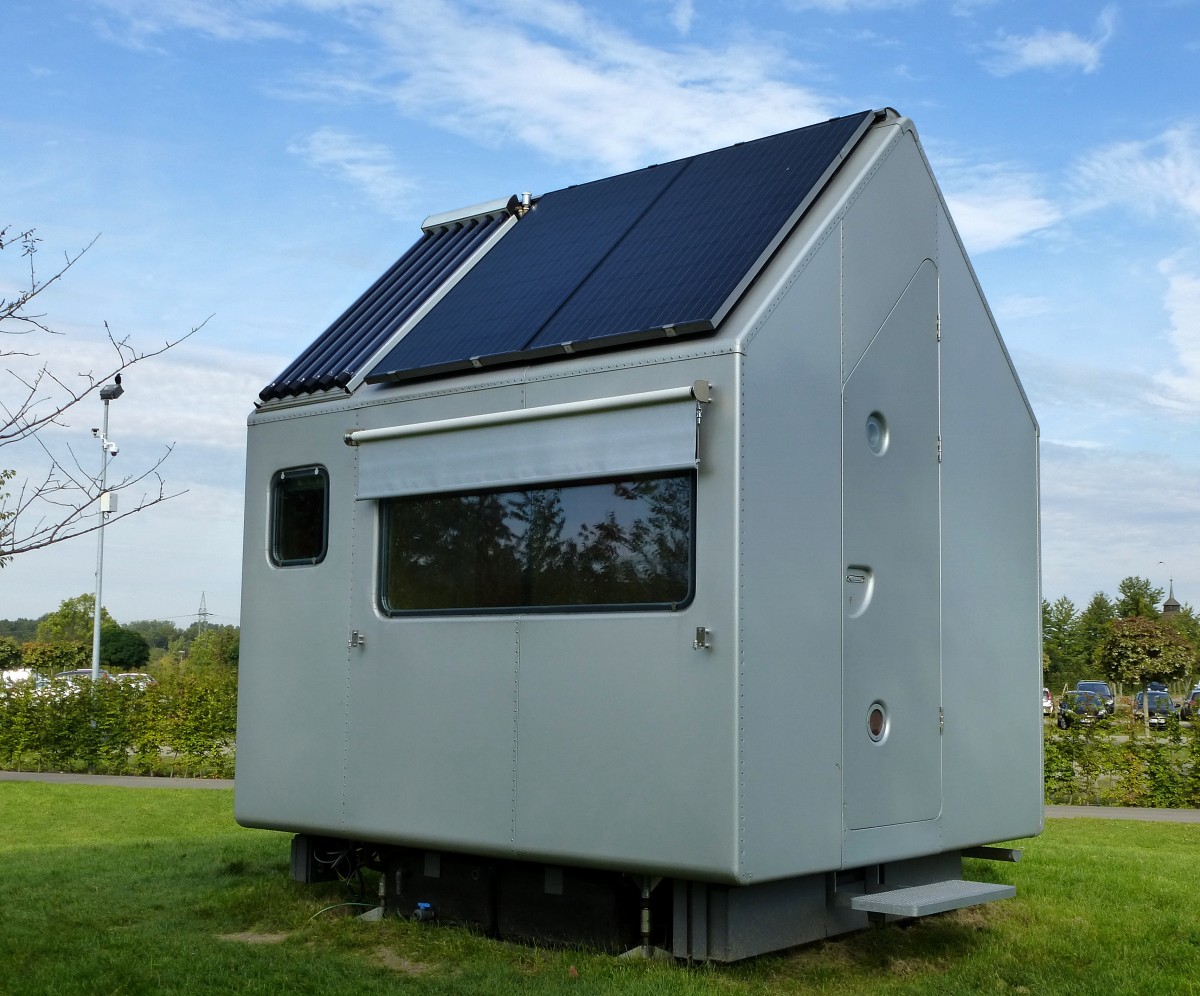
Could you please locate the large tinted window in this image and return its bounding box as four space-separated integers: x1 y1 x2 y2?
271 466 329 566
380 471 693 613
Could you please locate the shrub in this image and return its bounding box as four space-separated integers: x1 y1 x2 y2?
1044 715 1200 808
0 668 237 777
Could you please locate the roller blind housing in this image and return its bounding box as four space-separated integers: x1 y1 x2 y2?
351 385 707 500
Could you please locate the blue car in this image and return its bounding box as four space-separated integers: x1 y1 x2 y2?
1133 690 1176 730
1075 680 1116 716
1057 690 1108 728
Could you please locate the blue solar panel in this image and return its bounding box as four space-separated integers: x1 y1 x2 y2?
530 112 874 349
361 110 877 385
364 159 689 382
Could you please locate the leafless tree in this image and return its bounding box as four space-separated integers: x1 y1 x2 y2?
0 226 208 566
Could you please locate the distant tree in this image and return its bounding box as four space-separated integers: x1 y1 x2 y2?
0 617 40 641
99 623 150 670
184 626 239 670
1097 616 1195 735
21 640 88 673
0 635 21 669
1163 604 1200 682
125 618 181 651
1 226 205 566
1114 576 1164 620
1042 596 1083 688
1076 592 1117 674
35 593 113 644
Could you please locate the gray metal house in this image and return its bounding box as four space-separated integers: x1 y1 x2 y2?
235 108 1041 961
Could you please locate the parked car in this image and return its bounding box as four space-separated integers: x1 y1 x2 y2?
53 669 113 682
1042 688 1054 716
1134 690 1177 730
1057 690 1109 728
1 668 50 691
1075 680 1116 715
1180 687 1200 721
49 669 113 696
114 672 156 689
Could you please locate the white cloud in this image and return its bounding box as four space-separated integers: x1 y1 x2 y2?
783 0 919 10
287 127 419 218
984 4 1117 76
126 344 278 452
941 164 1063 252
950 0 999 15
1012 350 1161 426
86 0 840 174
1155 259 1200 412
668 0 695 34
286 0 837 173
991 294 1054 322
1070 125 1200 222
90 0 300 47
1039 441 1200 608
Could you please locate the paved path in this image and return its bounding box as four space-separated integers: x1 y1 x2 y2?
1044 804 1200 822
3 772 1200 821
0 770 234 790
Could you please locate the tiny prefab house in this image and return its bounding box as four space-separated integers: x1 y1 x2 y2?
235 108 1041 961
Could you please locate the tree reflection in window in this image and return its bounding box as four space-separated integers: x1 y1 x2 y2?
380 471 693 612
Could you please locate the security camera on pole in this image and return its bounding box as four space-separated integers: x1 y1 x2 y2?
91 374 123 682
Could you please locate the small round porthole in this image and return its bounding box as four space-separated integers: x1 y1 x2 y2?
867 701 889 743
865 412 888 455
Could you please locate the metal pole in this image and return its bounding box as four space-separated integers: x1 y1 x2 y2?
91 398 110 682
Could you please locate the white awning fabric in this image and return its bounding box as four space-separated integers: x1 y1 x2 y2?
350 383 709 500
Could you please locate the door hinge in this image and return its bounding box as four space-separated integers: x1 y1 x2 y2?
936 436 942 463
935 313 942 341
939 706 945 734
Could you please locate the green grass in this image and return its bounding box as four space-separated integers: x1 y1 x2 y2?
2 783 1199 994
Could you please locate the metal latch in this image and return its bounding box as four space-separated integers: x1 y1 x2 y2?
692 627 712 650
348 630 366 649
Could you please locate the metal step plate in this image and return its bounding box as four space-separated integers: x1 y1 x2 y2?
850 879 1015 918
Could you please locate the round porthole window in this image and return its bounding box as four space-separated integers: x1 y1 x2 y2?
867 701 889 743
865 412 888 455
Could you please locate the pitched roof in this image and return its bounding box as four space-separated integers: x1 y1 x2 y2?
260 110 878 403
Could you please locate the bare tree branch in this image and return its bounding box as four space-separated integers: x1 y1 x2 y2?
0 227 97 338
0 227 205 566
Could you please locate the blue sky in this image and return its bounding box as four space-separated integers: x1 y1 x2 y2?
3 0 1198 627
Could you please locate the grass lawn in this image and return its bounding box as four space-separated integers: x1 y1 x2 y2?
2 782 1199 995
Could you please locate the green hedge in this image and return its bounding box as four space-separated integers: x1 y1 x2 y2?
1044 715 1200 807
0 667 237 778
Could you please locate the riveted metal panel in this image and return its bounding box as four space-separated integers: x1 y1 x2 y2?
841 260 942 831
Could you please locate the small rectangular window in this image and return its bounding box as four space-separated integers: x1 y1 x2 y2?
380 471 694 613
271 466 329 566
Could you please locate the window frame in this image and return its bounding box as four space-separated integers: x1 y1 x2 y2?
269 465 330 567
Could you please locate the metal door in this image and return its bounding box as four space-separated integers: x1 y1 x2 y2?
841 259 941 831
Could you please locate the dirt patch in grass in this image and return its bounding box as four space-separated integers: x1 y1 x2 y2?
946 903 1001 930
218 931 290 945
375 946 429 975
